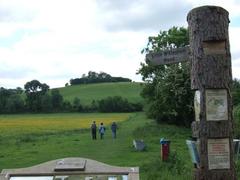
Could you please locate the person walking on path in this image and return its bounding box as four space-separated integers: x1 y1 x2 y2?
111 122 117 139
99 122 106 139
91 121 97 140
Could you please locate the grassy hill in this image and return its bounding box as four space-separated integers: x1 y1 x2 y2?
56 82 144 105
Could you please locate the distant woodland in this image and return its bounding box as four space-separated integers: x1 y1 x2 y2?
69 71 131 86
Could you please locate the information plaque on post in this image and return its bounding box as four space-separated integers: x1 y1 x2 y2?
206 89 228 121
208 138 230 170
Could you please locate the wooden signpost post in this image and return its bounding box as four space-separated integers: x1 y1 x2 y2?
146 6 236 180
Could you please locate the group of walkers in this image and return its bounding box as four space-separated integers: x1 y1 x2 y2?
90 121 117 140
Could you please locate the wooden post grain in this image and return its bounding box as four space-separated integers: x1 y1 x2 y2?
187 6 236 180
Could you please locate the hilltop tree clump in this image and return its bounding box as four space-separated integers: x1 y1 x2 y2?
69 71 132 85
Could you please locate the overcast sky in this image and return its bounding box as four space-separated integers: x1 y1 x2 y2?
0 0 240 89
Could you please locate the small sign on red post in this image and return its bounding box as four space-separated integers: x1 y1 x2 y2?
160 138 171 161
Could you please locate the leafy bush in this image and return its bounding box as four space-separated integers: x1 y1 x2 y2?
138 27 194 127
98 96 143 112
233 105 240 138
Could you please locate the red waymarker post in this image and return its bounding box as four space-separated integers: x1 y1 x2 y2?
160 139 171 161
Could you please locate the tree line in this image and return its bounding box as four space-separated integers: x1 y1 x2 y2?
69 71 131 86
0 80 142 114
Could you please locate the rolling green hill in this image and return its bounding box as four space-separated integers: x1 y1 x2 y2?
56 82 144 105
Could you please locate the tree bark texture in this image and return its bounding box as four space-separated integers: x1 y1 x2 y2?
187 6 236 180
188 6 231 90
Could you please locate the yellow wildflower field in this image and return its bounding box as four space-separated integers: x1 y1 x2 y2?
0 113 132 136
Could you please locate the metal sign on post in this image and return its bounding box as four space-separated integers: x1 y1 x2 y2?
146 5 236 180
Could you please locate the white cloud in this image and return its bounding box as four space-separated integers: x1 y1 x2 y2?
232 59 240 79
0 0 240 88
96 0 191 31
229 27 240 58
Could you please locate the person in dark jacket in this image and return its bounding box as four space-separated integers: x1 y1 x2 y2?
111 122 117 139
91 121 97 140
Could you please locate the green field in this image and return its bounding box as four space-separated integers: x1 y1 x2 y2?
0 112 194 179
56 82 143 105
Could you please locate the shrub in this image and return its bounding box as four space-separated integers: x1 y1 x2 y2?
98 96 143 112
233 105 240 138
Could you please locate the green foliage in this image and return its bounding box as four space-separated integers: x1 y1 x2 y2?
236 159 240 178
138 26 194 126
51 89 63 111
0 88 10 112
233 105 240 138
232 78 240 106
98 96 143 112
0 87 25 113
62 100 72 111
5 94 25 113
40 94 53 113
70 71 131 85
24 80 50 112
24 80 49 94
141 27 189 54
72 97 83 112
